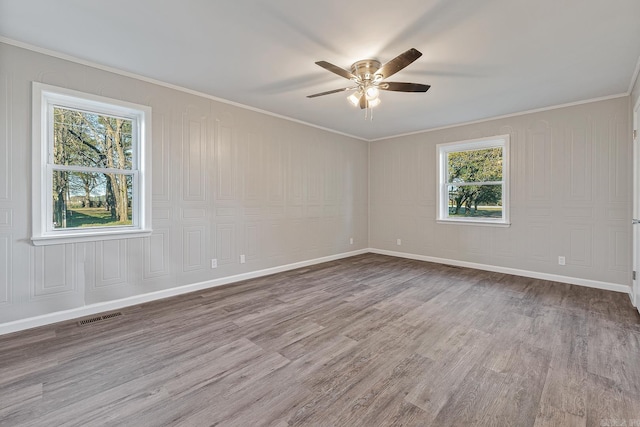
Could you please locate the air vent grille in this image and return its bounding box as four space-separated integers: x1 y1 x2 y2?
77 312 123 326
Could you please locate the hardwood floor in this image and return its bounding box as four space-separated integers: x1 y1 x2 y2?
1 253 639 426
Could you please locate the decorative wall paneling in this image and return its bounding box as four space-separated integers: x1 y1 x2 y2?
370 97 631 287
94 240 128 288
0 73 10 202
144 228 170 279
0 71 10 309
0 234 10 304
0 42 368 326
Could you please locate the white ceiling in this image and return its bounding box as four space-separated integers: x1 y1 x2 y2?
1 0 640 140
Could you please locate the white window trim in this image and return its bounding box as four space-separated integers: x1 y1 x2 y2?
436 134 510 227
31 82 152 245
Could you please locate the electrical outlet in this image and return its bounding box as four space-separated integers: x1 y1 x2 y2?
558 256 565 266
211 259 217 269
350 237 354 245
240 254 246 264
397 239 402 246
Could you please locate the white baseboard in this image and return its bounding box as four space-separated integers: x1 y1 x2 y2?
631 285 639 314
630 290 638 313
369 248 631 294
0 249 368 336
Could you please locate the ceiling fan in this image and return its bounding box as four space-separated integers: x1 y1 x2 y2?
307 48 431 115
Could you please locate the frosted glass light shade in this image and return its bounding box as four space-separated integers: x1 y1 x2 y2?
347 92 361 106
365 86 379 100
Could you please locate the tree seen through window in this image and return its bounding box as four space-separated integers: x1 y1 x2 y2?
446 147 503 218
52 107 133 228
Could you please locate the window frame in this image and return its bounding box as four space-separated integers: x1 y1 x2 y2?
32 82 152 245
436 134 510 227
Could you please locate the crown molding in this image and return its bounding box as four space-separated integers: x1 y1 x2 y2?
0 37 367 142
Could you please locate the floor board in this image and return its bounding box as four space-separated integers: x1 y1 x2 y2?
1 254 639 426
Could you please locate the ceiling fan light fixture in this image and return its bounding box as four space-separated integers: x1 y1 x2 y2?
365 86 379 101
308 48 428 117
347 92 361 107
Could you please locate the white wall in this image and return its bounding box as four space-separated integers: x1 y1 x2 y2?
0 43 369 325
369 97 632 288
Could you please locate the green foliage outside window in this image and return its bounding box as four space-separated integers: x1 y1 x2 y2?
447 147 503 218
52 107 133 228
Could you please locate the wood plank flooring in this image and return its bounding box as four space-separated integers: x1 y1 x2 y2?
1 253 639 426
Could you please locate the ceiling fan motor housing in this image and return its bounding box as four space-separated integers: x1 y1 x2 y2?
351 59 381 81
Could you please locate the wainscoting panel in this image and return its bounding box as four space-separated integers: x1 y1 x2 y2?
244 132 263 201
216 223 236 267
183 225 207 272
267 136 284 203
526 120 553 203
568 224 593 267
32 244 75 297
289 140 305 206
527 222 553 263
608 115 630 202
152 112 170 202
609 228 630 273
182 107 209 202
217 123 236 201
95 240 128 288
0 73 9 202
307 138 324 205
144 228 170 279
0 209 10 227
245 222 260 261
567 120 593 203
0 69 20 314
0 234 10 304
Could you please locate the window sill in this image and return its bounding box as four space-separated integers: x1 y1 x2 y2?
437 219 511 228
31 229 153 246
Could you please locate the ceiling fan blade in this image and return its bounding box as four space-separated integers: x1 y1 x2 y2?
315 61 356 80
307 87 356 98
375 48 423 79
359 93 367 109
380 82 431 92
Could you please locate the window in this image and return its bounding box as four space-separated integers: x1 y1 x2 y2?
32 82 152 245
437 135 510 226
